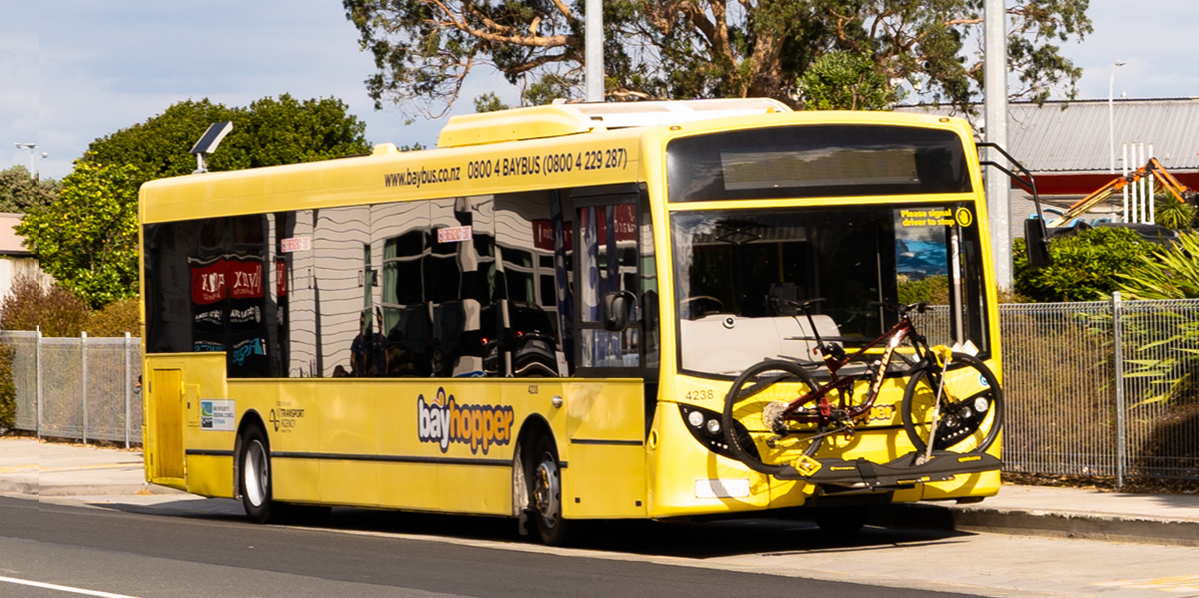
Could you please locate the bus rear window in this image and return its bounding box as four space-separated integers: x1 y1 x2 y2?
667 125 971 202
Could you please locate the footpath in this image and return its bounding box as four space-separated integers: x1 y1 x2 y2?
2 436 1198 546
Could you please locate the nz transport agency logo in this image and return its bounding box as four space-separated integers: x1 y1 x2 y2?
417 387 514 455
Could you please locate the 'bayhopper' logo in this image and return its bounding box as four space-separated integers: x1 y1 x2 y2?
417 387 514 455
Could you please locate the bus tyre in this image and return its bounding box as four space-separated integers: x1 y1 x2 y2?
239 426 276 524
811 506 871 534
527 436 569 546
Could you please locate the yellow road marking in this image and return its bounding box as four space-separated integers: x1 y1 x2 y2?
1095 575 1199 592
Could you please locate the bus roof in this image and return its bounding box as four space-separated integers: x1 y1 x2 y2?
437 98 791 148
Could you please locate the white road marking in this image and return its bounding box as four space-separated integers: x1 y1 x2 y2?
0 575 141 598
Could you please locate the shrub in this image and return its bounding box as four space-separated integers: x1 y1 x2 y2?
1014 227 1156 303
0 276 90 337
897 274 949 304
1112 232 1199 405
0 343 12 430
86 297 141 337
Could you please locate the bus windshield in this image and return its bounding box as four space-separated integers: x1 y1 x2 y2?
670 204 989 378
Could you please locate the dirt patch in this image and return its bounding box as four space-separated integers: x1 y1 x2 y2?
1004 472 1199 495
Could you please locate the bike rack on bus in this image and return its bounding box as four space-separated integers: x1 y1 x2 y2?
977 141 1051 268
775 450 1003 488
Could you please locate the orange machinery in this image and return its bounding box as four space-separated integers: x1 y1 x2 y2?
1046 158 1198 227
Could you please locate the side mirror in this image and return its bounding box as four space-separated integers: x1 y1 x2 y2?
1024 218 1052 269
601 291 636 332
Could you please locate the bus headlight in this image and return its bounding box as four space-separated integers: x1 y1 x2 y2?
705 419 721 435
678 404 758 462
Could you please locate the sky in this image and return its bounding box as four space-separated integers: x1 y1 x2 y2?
2 0 1197 182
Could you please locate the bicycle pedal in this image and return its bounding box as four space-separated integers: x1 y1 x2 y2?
793 455 822 477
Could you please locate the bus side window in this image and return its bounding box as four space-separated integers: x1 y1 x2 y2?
493 191 572 377
572 186 642 376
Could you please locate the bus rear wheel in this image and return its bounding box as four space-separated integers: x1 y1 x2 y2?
239 426 276 524
527 436 569 545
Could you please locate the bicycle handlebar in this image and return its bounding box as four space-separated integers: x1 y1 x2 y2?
869 300 929 315
787 297 929 316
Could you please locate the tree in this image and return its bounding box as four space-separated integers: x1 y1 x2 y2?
474 92 511 113
23 95 372 308
0 166 60 213
82 94 372 189
343 0 1090 120
1013 227 1156 303
799 51 897 110
16 162 141 308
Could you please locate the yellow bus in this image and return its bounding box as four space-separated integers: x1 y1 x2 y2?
140 99 1004 544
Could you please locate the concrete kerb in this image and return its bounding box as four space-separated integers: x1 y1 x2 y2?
0 436 186 498
877 502 1199 547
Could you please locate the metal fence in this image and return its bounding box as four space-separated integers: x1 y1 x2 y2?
2 295 1197 482
1001 294 1199 484
1 330 142 446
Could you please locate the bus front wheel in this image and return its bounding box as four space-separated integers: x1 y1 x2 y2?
239 426 275 524
527 436 569 545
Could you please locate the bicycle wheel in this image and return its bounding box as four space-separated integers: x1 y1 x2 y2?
901 352 1003 454
722 359 825 475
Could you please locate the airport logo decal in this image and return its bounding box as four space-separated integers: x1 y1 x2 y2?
417 387 514 455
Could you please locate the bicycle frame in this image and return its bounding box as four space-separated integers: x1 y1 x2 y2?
780 308 933 425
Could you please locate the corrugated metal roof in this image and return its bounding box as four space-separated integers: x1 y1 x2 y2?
899 98 1199 173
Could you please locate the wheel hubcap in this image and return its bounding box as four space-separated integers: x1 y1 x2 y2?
533 456 560 527
244 440 268 507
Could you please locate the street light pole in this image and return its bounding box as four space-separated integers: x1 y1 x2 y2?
1109 60 1126 174
13 142 38 178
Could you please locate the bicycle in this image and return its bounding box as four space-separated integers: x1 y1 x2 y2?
721 298 1003 479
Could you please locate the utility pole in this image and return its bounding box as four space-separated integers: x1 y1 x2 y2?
585 0 603 102
984 0 1011 289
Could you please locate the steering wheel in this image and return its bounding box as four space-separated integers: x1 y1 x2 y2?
680 295 724 320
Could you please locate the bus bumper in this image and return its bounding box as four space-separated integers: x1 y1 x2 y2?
776 451 1002 489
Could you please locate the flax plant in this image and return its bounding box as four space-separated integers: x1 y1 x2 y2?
1115 232 1199 405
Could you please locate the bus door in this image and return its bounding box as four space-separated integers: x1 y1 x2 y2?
147 368 185 483
561 184 649 518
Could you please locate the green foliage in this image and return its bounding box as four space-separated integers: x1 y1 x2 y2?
474 92 511 113
0 278 90 429
0 276 90 337
16 163 140 308
799 51 897 110
85 297 141 337
0 343 13 430
1013 227 1156 303
343 0 1090 118
1108 233 1199 405
897 274 948 304
82 94 371 188
1154 193 1197 231
1117 231 1199 300
0 166 60 213
28 95 370 309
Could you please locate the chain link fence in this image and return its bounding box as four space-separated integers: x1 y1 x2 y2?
1 331 142 446
2 295 1197 482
